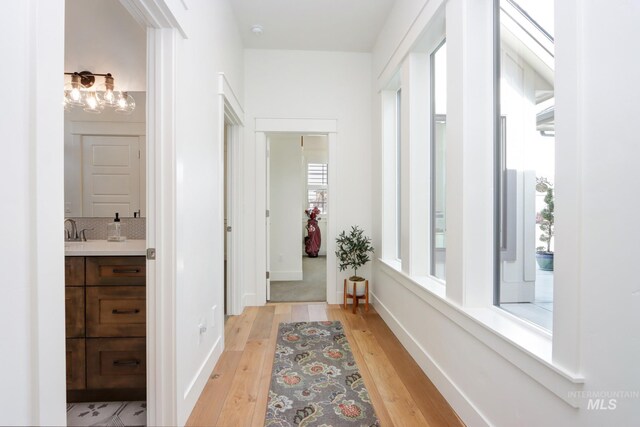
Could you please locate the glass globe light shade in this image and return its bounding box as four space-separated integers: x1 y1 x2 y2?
83 90 104 114
115 92 136 114
97 74 118 107
102 88 117 107
64 75 86 107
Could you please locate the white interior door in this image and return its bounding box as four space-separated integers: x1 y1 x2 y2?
266 138 271 301
224 123 232 314
82 135 141 217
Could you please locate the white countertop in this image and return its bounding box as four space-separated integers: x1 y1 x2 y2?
65 239 147 256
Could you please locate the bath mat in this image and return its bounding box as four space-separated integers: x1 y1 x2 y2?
265 321 379 426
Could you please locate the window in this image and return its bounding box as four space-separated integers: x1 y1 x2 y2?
396 88 402 260
496 0 555 330
307 163 328 214
431 40 447 281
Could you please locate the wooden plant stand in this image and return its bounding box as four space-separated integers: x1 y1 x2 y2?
343 278 369 314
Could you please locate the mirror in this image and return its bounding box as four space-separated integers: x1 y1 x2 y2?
64 0 146 218
64 92 146 217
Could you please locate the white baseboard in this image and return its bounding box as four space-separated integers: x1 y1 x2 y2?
243 292 257 307
270 270 303 281
370 292 490 427
333 291 343 305
179 335 223 424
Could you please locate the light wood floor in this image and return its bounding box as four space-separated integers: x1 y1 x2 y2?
186 303 463 427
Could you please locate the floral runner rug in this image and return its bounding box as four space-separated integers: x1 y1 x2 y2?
265 321 380 427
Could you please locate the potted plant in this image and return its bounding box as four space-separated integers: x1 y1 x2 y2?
535 177 554 271
335 226 374 296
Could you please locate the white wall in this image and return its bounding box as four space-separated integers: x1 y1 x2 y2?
170 1 244 424
65 0 146 91
371 0 640 426
0 0 66 425
0 0 244 425
243 49 372 305
269 135 303 280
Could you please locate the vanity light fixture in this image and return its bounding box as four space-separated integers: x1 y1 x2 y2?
63 71 135 114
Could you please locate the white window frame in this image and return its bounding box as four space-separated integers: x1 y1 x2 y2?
306 162 328 214
375 0 584 409
430 39 447 282
381 75 402 264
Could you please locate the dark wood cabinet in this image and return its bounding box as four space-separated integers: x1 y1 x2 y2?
86 286 146 337
65 287 85 338
86 256 146 286
65 257 85 286
65 255 146 402
66 338 86 390
87 338 146 389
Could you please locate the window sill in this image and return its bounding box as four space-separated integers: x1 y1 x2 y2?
377 258 584 407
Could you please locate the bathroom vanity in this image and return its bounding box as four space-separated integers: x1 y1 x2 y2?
65 240 147 402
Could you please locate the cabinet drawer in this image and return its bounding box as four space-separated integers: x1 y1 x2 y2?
65 287 85 338
86 338 146 389
86 287 146 337
86 257 145 286
65 257 85 286
66 339 86 390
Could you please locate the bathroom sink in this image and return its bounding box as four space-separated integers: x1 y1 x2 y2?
64 239 146 256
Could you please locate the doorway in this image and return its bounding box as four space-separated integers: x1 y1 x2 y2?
63 1 149 426
219 76 245 316
254 119 338 306
60 0 180 426
267 134 329 302
224 123 229 316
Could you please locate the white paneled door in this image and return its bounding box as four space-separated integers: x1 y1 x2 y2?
82 135 142 217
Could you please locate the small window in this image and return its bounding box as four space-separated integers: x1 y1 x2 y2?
431 40 447 281
496 0 555 330
396 88 402 260
307 163 328 214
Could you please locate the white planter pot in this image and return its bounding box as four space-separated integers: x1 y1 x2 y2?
348 278 367 297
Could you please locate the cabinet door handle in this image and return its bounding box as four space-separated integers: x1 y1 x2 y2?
112 308 141 315
113 359 140 367
112 268 141 274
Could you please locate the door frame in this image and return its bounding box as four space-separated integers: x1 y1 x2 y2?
218 73 244 316
255 118 338 305
31 0 180 424
104 2 182 425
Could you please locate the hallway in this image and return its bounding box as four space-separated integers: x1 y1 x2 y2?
270 256 327 302
187 303 462 426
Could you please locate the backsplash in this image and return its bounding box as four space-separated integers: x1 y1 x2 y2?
67 217 146 240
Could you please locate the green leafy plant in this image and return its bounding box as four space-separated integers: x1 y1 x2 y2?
536 177 554 253
335 226 374 281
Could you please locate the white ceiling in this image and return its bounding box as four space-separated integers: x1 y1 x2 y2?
230 0 396 52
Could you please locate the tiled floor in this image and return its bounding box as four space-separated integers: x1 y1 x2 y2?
67 401 146 426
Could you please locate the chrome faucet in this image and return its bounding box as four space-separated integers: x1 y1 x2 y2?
64 218 79 241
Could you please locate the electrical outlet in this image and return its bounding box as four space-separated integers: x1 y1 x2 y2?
198 318 207 344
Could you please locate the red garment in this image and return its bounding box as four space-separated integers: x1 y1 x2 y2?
305 218 321 257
